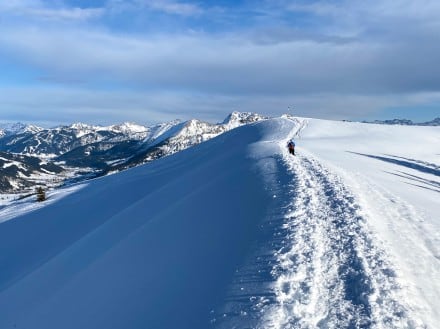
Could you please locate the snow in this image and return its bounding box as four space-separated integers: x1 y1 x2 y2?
143 120 185 146
109 122 149 134
298 120 439 215
67 122 151 139
68 123 104 138
0 116 438 329
0 120 285 329
295 118 440 328
0 194 21 207
222 111 267 130
2 161 25 170
0 184 87 224
0 122 43 135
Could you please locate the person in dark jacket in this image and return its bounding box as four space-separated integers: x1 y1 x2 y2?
287 140 295 155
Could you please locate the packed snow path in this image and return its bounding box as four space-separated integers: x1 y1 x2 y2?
263 154 425 328
215 152 426 328
215 119 430 328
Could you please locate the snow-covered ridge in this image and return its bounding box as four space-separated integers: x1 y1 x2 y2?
222 111 267 129
136 113 268 165
68 122 150 138
0 117 294 329
108 122 149 135
0 122 43 137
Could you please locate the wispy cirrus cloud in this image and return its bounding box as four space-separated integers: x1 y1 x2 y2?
104 0 203 17
0 1 103 21
23 7 104 20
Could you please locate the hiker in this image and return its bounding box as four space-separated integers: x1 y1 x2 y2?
287 140 295 155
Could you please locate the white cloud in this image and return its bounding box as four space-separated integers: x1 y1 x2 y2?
141 0 203 16
1 24 438 96
287 2 343 17
25 7 104 20
0 0 103 21
1 85 439 125
284 0 440 37
106 0 203 16
0 0 439 123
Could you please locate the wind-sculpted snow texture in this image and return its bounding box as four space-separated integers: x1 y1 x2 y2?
0 119 287 329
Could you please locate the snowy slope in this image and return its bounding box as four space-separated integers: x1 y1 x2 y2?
295 118 440 328
0 116 438 329
298 119 439 219
0 118 290 329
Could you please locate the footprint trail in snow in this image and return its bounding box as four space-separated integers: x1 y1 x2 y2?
262 153 425 328
214 143 426 328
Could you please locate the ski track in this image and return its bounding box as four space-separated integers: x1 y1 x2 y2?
213 133 427 328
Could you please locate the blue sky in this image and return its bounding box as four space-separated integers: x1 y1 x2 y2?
0 0 439 125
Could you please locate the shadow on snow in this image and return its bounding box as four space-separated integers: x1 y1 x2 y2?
347 152 440 177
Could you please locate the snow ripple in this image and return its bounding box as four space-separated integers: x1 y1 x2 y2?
262 154 425 329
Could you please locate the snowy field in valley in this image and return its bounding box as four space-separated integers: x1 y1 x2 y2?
0 116 438 328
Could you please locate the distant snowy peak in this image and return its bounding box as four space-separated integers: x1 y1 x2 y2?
147 120 182 141
170 119 224 143
154 113 267 158
180 119 222 137
169 112 266 146
423 117 440 126
0 122 43 136
0 123 29 135
68 122 97 130
144 112 266 153
109 113 267 171
222 111 268 129
366 117 440 126
67 123 104 138
66 122 150 139
109 122 149 135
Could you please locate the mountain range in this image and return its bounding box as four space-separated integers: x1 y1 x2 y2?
0 112 266 193
363 117 440 126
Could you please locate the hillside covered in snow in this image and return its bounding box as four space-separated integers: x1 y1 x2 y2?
0 116 438 328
